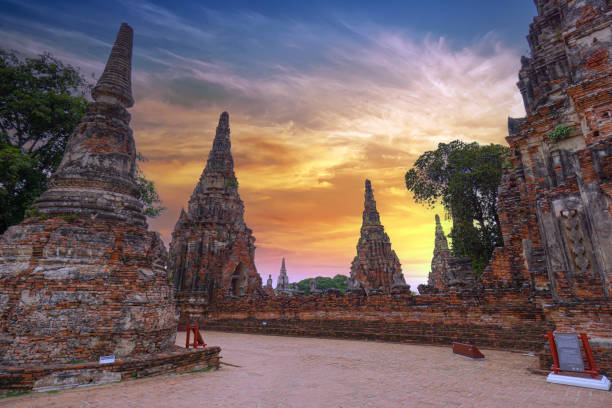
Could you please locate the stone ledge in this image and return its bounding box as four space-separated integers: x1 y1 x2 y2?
0 345 221 395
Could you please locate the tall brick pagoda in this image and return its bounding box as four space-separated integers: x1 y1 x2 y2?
0 23 177 365
483 0 611 304
169 112 261 320
348 180 407 293
419 215 475 293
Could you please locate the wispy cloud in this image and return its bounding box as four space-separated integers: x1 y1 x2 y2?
1 2 525 286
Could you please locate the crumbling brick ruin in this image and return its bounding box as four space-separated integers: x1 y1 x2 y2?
194 0 612 375
418 215 476 294
169 112 262 326
348 180 408 293
0 23 219 394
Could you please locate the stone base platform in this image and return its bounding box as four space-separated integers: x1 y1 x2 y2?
0 345 220 395
546 372 611 391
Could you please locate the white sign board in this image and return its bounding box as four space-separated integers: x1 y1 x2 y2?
99 355 115 364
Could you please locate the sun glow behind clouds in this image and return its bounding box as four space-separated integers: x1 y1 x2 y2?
133 27 525 286
1 1 528 288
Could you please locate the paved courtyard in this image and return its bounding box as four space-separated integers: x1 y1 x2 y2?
2 331 610 407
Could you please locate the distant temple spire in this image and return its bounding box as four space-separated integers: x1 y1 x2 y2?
92 22 134 107
276 257 291 294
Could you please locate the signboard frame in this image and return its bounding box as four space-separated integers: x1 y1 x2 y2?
545 332 599 378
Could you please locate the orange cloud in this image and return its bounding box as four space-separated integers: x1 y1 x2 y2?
129 30 524 289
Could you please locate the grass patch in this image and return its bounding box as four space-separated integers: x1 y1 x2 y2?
46 390 59 394
546 124 574 143
1 391 30 398
188 366 213 374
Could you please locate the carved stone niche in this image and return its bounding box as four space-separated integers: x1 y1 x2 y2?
539 195 608 301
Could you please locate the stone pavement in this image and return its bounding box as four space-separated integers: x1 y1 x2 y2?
2 331 610 407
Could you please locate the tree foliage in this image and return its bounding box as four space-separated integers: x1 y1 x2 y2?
0 144 46 232
405 140 509 275
135 153 166 218
0 50 90 173
0 50 163 234
297 274 348 295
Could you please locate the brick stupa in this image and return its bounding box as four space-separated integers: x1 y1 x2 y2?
419 215 475 294
0 23 177 366
169 112 261 323
348 180 407 293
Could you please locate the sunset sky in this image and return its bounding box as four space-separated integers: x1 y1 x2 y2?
1 0 535 289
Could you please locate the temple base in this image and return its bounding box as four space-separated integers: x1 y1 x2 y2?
546 373 610 390
0 346 220 395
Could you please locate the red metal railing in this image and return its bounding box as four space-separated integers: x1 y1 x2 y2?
185 324 206 349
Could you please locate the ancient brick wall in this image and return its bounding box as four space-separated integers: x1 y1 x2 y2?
195 291 551 349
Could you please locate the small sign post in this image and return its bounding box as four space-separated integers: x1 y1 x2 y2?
99 355 115 364
545 332 610 390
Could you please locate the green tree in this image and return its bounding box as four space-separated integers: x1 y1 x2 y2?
297 275 349 294
405 141 508 275
0 51 89 173
0 50 163 234
0 144 46 232
135 153 166 218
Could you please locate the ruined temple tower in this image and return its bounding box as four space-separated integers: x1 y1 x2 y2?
483 0 612 304
348 180 407 292
169 112 261 312
0 23 177 365
420 215 475 293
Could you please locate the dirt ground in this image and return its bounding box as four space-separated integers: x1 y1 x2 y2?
2 331 610 407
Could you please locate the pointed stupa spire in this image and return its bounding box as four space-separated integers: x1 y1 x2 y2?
281 257 287 273
92 23 134 107
362 179 381 226
201 111 235 179
434 214 449 251
217 111 230 136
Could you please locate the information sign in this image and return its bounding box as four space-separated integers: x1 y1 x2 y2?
554 333 584 373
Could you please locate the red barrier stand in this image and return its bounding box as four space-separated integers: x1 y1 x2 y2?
185 324 206 349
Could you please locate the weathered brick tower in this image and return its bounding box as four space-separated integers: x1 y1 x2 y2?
348 179 407 293
420 214 475 294
169 112 261 324
484 0 611 301
477 0 612 371
0 23 177 366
